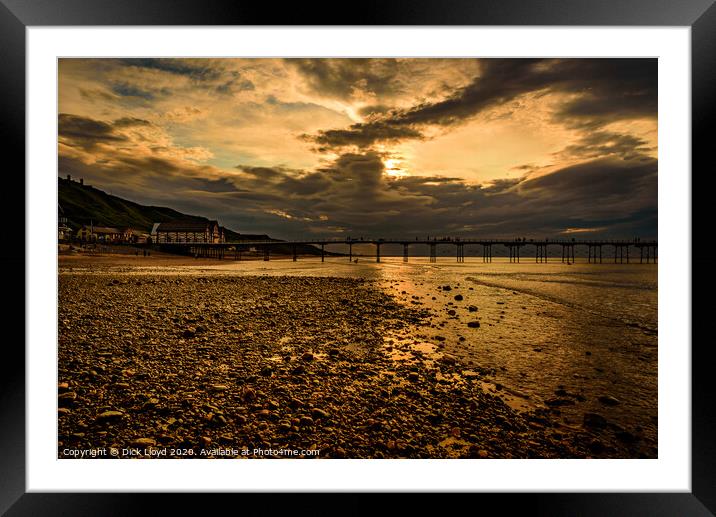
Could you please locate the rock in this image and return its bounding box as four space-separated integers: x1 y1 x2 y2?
407 372 419 381
545 397 576 407
588 439 605 454
200 436 212 447
440 355 457 365
210 384 229 392
131 438 156 447
615 430 639 443
299 416 314 426
58 407 71 416
260 366 273 377
58 391 77 407
302 352 314 361
241 388 256 402
268 399 280 409
467 321 481 328
442 286 452 291
447 310 456 316
454 294 463 301
468 306 478 312
311 408 329 419
583 412 608 428
256 409 271 419
183 328 196 338
96 410 124 422
292 364 306 375
597 395 621 406
278 422 292 433
142 398 160 410
58 382 70 392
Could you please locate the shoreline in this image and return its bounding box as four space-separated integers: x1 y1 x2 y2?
58 264 655 458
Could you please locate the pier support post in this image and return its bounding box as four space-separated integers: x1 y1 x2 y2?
264 247 270 261
404 243 409 263
626 246 629 264
456 244 464 263
430 243 437 263
293 245 297 262
600 245 603 264
321 244 325 262
376 242 381 263
349 243 353 262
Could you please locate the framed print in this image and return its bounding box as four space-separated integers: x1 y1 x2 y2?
2 0 714 514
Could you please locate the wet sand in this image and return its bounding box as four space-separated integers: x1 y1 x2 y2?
58 254 655 458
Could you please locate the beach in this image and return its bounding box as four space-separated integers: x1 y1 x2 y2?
58 253 658 459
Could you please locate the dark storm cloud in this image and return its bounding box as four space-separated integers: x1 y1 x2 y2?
110 83 158 100
286 59 408 100
305 59 657 150
559 131 655 161
519 157 657 203
58 113 127 150
308 123 424 150
117 58 255 97
119 58 224 82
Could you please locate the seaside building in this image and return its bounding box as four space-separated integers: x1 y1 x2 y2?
76 225 124 243
123 228 151 244
151 220 225 244
58 204 72 241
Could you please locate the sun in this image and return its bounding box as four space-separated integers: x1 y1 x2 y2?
383 158 409 178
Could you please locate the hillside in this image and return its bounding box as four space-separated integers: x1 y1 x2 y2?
58 177 269 242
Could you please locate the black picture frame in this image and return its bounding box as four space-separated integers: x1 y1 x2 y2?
2 0 712 514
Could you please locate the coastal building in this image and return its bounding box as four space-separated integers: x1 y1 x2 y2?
123 228 150 244
77 225 124 243
58 204 72 241
151 220 225 244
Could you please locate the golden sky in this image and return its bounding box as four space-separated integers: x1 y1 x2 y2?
58 58 657 238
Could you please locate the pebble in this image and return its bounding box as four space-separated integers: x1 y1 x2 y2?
583 412 608 428
58 392 77 406
311 408 329 419
467 321 481 328
131 438 156 447
598 395 621 406
96 410 124 422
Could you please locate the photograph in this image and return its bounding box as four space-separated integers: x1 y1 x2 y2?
56 57 659 460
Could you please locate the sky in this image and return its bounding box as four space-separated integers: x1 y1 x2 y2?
58 58 657 239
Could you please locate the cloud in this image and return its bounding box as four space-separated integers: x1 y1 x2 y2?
58 58 658 239
305 59 657 151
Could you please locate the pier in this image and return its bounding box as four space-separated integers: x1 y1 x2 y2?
163 238 657 264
